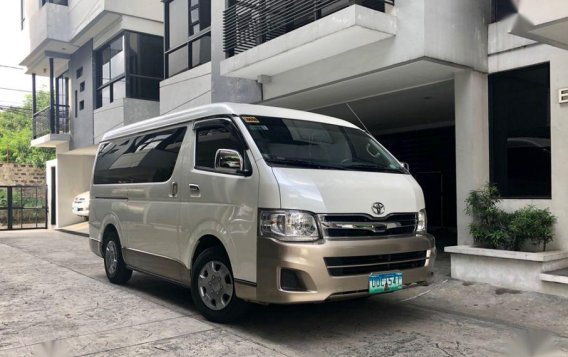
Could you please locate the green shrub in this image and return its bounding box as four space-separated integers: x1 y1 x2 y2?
465 184 556 251
510 206 556 252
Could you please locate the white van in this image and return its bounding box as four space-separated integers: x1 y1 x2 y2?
89 103 435 322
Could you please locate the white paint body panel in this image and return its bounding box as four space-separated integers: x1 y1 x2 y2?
272 168 424 216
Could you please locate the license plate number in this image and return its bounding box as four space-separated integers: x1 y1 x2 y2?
369 272 403 294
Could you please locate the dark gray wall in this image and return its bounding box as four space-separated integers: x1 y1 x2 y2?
68 40 94 150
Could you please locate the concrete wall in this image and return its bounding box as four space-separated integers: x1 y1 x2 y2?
94 98 159 143
68 40 95 150
159 63 212 115
0 164 45 186
210 0 262 104
54 154 95 228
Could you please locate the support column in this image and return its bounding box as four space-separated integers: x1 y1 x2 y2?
454 70 490 246
32 73 37 138
49 57 55 133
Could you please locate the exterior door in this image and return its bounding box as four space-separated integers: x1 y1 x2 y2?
179 119 259 284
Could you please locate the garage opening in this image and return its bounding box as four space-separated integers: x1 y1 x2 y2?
314 81 457 248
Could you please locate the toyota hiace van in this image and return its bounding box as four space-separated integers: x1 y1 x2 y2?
89 103 436 322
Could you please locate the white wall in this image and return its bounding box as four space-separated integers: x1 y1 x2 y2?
159 63 213 115
54 155 95 228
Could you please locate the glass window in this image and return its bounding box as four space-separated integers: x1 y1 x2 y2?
96 32 163 108
93 127 187 184
242 116 405 173
165 0 211 78
195 126 243 169
489 63 551 198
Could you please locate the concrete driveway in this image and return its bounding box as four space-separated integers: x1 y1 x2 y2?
0 230 567 356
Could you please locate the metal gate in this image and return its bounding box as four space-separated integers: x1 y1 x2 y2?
0 186 48 230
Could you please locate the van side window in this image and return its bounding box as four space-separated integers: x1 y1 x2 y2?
195 126 243 169
93 127 187 184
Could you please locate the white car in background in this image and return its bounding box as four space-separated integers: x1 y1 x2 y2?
72 191 90 220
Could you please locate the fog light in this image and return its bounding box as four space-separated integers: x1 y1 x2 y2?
280 269 307 292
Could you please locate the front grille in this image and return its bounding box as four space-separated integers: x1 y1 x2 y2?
324 251 427 277
319 213 417 238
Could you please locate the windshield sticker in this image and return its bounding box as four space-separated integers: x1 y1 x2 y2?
242 116 260 124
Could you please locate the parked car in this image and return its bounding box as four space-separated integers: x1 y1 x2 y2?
88 103 436 322
72 191 90 220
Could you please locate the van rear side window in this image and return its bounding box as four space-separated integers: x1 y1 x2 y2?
93 127 187 184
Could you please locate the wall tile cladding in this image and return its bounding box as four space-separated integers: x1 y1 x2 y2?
0 164 45 186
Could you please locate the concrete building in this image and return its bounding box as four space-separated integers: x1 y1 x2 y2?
19 0 568 256
19 0 163 227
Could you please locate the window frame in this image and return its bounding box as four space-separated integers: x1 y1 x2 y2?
163 0 212 78
95 31 164 109
192 118 251 176
488 62 552 199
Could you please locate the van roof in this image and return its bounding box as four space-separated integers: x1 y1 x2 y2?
101 102 360 141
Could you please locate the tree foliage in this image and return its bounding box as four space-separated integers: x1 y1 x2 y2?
0 91 55 167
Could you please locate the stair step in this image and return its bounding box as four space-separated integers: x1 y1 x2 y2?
540 268 568 285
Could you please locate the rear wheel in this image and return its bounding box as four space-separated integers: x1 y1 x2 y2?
191 247 247 323
103 231 132 284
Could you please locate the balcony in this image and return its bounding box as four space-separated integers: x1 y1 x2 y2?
31 105 71 148
511 0 568 49
221 0 396 80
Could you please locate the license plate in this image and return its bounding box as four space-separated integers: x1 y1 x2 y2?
369 272 403 294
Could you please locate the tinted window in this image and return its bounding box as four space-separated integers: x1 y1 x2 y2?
195 126 242 169
489 63 551 198
94 127 187 184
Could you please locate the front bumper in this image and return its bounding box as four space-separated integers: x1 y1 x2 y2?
238 233 436 304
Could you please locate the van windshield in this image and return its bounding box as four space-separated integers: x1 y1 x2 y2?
241 116 407 173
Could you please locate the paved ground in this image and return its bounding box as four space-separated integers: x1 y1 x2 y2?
0 230 567 357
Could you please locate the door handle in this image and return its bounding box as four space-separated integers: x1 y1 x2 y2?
170 182 178 197
189 184 201 197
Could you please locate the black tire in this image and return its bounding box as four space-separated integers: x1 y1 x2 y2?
103 231 132 285
191 247 247 323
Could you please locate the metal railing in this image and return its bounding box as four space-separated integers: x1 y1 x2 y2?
224 0 395 57
32 105 70 139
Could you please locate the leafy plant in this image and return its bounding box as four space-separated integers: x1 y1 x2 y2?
0 91 55 168
510 206 556 252
465 184 556 251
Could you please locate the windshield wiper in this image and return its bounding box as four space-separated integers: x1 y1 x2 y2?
265 158 347 170
343 163 405 174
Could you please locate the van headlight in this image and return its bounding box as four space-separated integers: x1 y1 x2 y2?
260 210 320 242
417 209 427 233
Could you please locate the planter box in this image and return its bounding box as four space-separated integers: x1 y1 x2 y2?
445 246 568 297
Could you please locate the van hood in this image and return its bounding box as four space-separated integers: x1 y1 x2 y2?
271 168 424 216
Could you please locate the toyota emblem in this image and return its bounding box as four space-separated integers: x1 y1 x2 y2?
372 202 385 215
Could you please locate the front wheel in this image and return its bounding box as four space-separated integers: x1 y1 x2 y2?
191 247 247 323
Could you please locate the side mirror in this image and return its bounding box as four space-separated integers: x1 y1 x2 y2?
402 162 410 171
215 149 244 174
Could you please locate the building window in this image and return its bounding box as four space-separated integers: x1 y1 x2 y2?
79 81 85 92
164 0 211 78
491 0 517 23
76 67 83 79
489 63 551 198
95 32 163 109
41 0 68 6
79 100 84 111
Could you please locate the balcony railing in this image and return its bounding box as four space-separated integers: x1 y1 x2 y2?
224 0 395 57
32 105 70 139
41 0 69 6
